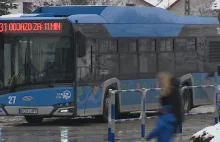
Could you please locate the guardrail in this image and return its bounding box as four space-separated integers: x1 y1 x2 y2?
179 85 219 140
108 85 220 142
108 89 146 142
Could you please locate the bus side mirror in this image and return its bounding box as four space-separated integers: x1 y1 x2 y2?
218 64 220 76
76 31 86 58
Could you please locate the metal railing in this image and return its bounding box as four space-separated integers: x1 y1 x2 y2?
178 85 219 140
108 89 147 142
108 85 220 142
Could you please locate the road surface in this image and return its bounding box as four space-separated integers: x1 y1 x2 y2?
0 112 215 142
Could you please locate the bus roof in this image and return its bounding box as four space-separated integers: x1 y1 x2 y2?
0 6 218 24
0 6 219 37
32 6 219 24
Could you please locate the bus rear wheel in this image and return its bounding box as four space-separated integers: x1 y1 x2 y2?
182 88 192 113
24 116 44 123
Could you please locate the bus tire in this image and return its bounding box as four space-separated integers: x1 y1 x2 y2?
182 88 193 113
98 87 119 123
24 116 44 123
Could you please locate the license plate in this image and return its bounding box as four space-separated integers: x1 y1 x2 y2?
19 108 38 114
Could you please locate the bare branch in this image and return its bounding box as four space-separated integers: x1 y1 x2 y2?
22 0 139 13
191 0 218 16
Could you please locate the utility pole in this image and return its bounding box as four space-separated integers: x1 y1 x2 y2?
185 0 190 15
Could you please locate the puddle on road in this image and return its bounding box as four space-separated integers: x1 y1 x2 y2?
0 126 145 142
0 115 205 142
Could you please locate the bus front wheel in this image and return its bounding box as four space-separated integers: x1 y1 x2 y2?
101 90 110 123
24 116 44 123
97 88 119 123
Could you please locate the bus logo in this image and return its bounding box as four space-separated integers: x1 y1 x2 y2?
56 90 71 100
23 96 33 101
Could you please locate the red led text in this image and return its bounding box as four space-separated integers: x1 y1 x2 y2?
0 22 62 33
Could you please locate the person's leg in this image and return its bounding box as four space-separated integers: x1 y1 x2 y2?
173 123 178 134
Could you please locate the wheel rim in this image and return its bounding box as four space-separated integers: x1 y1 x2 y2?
104 93 110 116
183 90 190 112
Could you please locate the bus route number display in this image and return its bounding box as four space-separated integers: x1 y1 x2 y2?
0 22 62 33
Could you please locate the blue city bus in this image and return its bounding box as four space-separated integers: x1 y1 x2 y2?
0 6 220 123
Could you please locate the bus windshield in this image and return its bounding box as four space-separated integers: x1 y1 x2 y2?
0 36 73 90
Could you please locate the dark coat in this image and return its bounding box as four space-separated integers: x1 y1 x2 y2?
160 77 183 132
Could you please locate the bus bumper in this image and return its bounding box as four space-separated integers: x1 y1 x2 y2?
0 105 76 116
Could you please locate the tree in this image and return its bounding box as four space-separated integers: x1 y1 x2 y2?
0 0 18 16
191 0 218 17
54 0 134 6
23 2 33 14
23 0 137 13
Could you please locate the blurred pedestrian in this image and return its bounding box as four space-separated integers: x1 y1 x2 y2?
145 105 176 142
145 72 183 142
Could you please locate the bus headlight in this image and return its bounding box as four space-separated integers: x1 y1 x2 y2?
60 109 69 113
58 108 74 113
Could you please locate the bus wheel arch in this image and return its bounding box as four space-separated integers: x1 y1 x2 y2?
182 81 193 113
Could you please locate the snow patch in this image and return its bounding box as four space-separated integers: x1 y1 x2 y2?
212 0 220 10
0 13 23 18
189 105 220 141
190 105 215 114
210 137 220 142
191 123 220 142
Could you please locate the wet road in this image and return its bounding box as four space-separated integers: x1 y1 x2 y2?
0 113 215 142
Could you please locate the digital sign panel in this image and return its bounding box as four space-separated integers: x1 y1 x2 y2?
0 21 63 33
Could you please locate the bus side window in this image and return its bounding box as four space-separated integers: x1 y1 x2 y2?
197 38 207 73
77 39 93 82
96 39 119 81
138 39 156 78
99 39 117 53
158 39 174 73
175 38 197 76
118 39 138 79
159 39 173 52
118 39 137 53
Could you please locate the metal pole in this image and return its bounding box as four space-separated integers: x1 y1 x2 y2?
179 87 185 141
108 89 112 142
215 86 219 124
141 89 147 140
185 0 190 15
111 91 116 142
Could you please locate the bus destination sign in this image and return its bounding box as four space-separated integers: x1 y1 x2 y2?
0 22 62 33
